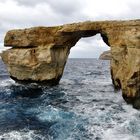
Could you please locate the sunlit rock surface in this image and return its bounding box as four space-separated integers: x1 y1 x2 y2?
99 50 111 60
1 19 140 108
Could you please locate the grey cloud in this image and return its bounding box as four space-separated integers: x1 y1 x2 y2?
125 1 140 19
17 0 45 6
47 0 84 16
17 0 84 16
16 0 87 23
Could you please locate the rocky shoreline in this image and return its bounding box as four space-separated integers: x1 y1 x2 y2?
99 50 111 60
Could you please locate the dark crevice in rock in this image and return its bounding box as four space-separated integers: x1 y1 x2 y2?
111 69 121 90
12 46 37 49
62 30 99 38
100 32 110 46
123 94 140 110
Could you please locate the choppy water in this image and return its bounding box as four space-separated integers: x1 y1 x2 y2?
0 58 140 140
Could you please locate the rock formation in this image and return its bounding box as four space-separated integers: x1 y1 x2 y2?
99 50 111 60
1 19 140 108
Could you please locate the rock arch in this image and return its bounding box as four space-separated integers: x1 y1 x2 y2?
1 19 140 108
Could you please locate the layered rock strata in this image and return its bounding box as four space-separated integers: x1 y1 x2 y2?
99 50 111 60
1 19 140 108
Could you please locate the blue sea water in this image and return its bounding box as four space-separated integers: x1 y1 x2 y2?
0 58 140 140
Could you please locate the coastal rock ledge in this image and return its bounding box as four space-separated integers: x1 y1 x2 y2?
1 19 140 109
99 50 111 60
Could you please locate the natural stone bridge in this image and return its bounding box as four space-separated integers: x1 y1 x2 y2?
1 19 140 108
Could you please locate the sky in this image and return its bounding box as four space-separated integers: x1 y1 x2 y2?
0 0 140 58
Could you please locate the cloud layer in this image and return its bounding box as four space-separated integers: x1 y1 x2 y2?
0 0 139 57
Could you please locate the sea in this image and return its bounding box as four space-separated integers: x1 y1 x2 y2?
0 58 140 140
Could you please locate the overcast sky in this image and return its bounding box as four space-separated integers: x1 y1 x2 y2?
0 0 140 58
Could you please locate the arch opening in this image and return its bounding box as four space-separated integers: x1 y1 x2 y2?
69 33 110 58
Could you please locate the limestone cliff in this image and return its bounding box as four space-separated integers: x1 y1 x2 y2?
99 50 111 60
1 19 140 108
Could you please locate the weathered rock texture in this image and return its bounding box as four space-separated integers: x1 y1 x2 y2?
1 19 140 108
99 50 111 60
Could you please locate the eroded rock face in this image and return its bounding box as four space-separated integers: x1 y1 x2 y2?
1 19 140 108
99 50 111 60
2 45 70 85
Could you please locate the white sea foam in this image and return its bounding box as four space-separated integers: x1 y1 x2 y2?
0 130 46 140
103 105 140 140
0 79 15 87
104 130 139 140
